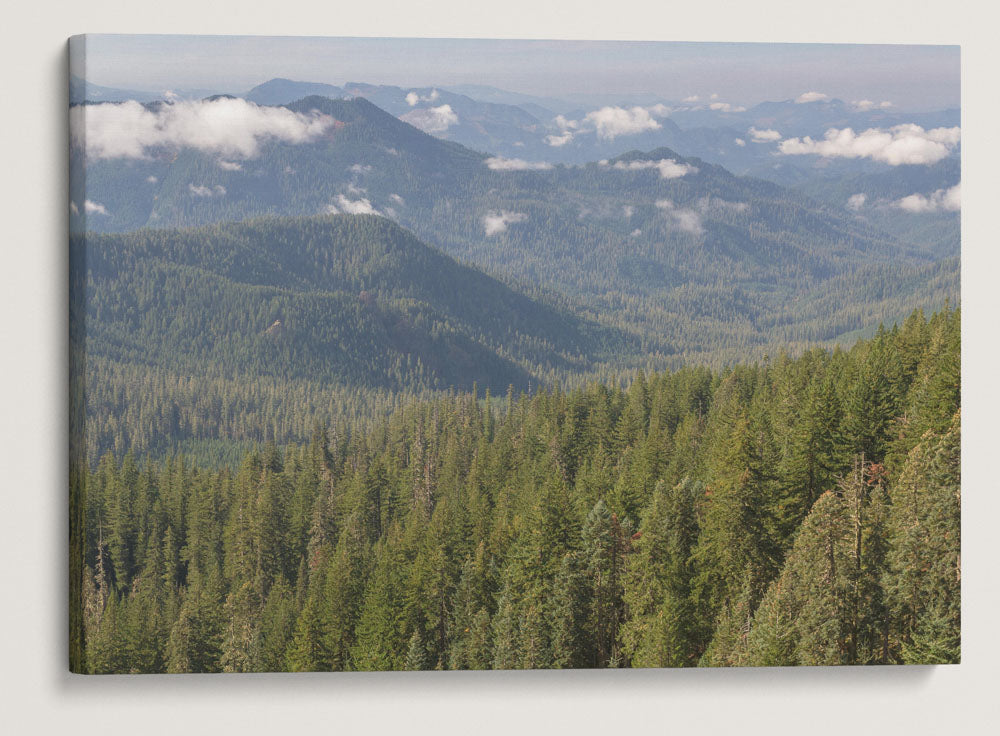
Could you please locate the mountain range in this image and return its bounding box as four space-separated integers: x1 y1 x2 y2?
71 87 959 460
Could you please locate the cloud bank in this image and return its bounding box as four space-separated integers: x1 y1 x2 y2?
796 91 829 104
328 194 381 216
485 156 553 171
655 199 703 235
709 101 746 113
853 99 893 111
482 210 527 236
585 106 662 140
71 98 335 160
748 127 782 142
779 125 961 165
895 183 961 213
405 89 440 106
189 184 226 198
399 104 458 134
609 158 697 179
846 193 867 211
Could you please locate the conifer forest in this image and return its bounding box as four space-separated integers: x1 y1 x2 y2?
69 40 961 673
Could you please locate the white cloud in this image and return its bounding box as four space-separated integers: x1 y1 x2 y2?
349 163 373 174
655 199 703 235
648 103 671 117
554 114 578 130
696 196 748 214
709 101 746 113
217 159 242 171
334 194 380 215
779 125 961 166
796 91 830 104
895 183 961 213
853 100 893 111
748 126 782 142
545 132 574 147
346 182 367 195
482 210 527 236
485 156 553 171
189 184 226 197
734 138 746 147
399 104 458 134
146 175 158 183
585 106 661 140
405 89 440 106
612 158 697 179
683 95 700 103
623 205 635 218
84 199 108 215
163 90 178 101
70 201 79 215
390 193 405 205
70 98 335 160
846 193 867 211
630 228 642 237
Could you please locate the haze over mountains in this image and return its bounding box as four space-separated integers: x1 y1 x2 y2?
70 76 959 460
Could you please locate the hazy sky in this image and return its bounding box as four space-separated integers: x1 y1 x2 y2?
77 35 960 110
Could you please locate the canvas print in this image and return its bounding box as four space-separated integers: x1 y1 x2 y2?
68 35 960 674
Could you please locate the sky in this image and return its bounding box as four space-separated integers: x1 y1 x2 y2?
76 35 960 111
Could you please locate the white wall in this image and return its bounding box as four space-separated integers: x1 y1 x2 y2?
2 2 997 733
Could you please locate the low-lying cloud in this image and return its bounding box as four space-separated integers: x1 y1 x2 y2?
779 124 961 166
656 199 703 235
485 156 553 171
328 194 380 216
71 98 335 160
853 99 893 111
895 183 961 213
585 106 662 140
709 102 747 113
796 91 829 104
482 210 527 236
748 127 782 142
544 131 574 147
695 196 748 215
609 158 697 179
399 104 458 134
189 184 226 198
84 199 108 215
405 89 440 106
217 160 242 171
846 193 867 211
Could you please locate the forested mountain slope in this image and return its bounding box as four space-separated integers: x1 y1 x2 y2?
70 307 960 673
74 96 958 357
76 214 626 464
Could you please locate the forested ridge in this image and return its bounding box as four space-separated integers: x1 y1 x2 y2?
69 306 959 672
76 96 959 362
75 212 957 468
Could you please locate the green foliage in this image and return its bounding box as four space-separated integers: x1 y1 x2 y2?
70 308 960 671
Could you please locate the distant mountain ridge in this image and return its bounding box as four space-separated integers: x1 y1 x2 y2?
79 213 621 395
